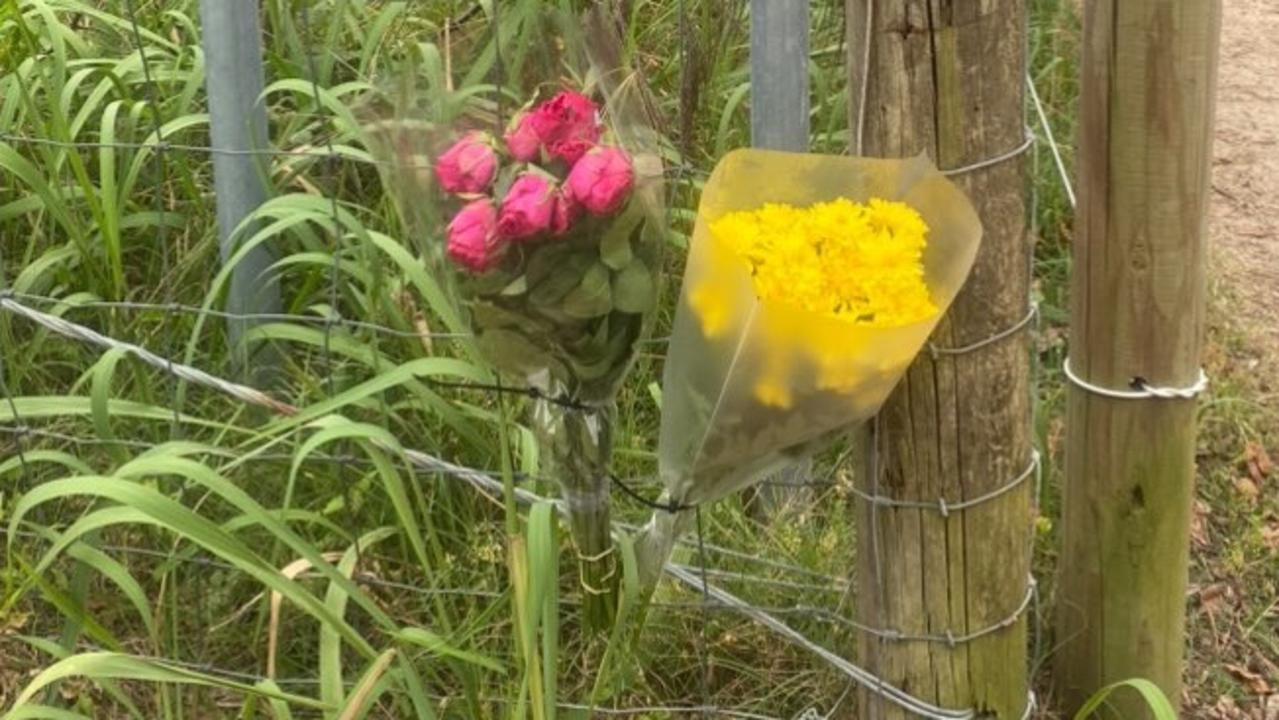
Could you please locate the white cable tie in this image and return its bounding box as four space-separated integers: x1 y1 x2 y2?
1063 357 1208 400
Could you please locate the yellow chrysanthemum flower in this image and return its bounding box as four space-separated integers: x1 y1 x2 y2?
703 197 937 407
709 197 937 328
753 376 793 409
689 282 735 338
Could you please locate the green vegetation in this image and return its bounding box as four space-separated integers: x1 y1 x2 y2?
1 1 1273 718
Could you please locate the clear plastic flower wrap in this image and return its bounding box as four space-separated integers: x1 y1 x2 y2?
637 150 982 586
365 9 665 622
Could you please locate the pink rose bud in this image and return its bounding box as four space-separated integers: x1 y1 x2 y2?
551 187 582 236
504 112 541 162
535 91 602 164
565 146 634 216
434 132 498 195
446 199 502 272
497 174 557 240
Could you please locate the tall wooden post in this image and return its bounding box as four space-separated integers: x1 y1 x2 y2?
846 2 1032 718
1056 3 1221 717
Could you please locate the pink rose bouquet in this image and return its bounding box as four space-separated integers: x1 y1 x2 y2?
370 60 665 627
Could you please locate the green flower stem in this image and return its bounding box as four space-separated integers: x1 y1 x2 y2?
533 399 618 631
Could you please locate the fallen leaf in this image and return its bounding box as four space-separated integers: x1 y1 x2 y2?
1237 477 1262 502
1263 694 1278 720
1198 583 1232 615
1262 523 1279 551
413 311 434 356
0 610 30 636
1228 663 1274 695
1247 442 1274 483
1213 694 1242 719
1193 499 1213 548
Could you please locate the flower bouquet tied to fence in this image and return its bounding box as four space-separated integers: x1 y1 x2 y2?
367 13 665 626
637 150 982 586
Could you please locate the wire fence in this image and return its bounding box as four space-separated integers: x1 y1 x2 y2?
0 1 1075 718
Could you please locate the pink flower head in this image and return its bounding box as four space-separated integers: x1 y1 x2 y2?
534 91 601 164
565 145 634 216
446 199 502 272
551 187 582 236
434 132 498 195
504 112 542 162
497 173 557 240
504 91 601 165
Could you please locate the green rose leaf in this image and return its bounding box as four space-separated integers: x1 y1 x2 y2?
526 243 572 285
561 261 613 319
599 202 645 270
571 351 616 381
477 328 552 375
612 260 654 314
470 301 545 335
464 267 518 296
501 275 528 296
529 252 591 307
567 315 608 356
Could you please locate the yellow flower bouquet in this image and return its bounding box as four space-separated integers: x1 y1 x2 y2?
637 149 982 585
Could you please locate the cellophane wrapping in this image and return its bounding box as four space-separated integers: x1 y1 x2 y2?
365 8 666 621
637 150 982 586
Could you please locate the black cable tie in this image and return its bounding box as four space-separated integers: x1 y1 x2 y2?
610 474 696 514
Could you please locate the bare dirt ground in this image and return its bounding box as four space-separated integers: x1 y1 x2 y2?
1184 5 1279 719
1211 0 1279 381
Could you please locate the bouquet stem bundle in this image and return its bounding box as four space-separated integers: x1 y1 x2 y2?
532 398 617 627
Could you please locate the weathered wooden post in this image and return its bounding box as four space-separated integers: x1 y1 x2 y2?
748 0 813 514
1055 3 1221 717
846 2 1033 718
198 0 280 376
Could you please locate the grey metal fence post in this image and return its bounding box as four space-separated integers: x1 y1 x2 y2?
750 0 810 152
748 0 813 515
198 0 280 378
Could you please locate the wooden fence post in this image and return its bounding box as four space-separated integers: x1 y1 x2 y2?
1055 3 1222 717
198 0 280 377
845 2 1032 718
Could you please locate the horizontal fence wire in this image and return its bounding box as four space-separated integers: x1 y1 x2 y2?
0 437 846 593
0 130 708 181
850 450 1040 516
929 303 1039 359
5 290 475 340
